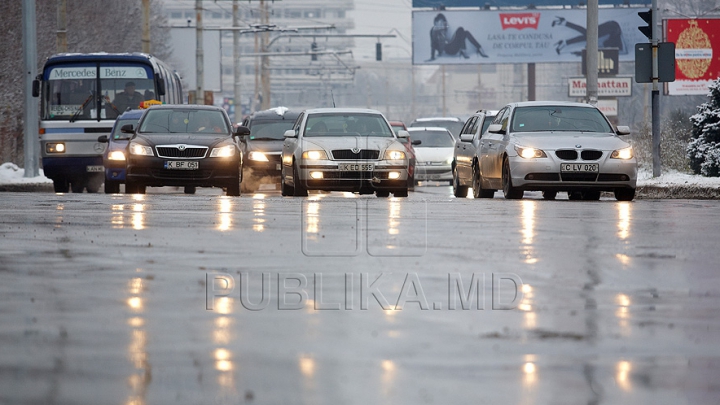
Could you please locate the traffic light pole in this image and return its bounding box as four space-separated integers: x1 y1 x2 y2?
651 0 661 177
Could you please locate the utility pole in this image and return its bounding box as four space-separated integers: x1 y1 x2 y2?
233 0 241 121
195 0 204 104
651 0 661 177
441 65 446 116
260 0 270 110
586 0 598 106
23 0 40 177
56 0 67 52
142 0 151 54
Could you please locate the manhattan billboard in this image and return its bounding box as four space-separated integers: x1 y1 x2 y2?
666 18 720 96
412 8 650 65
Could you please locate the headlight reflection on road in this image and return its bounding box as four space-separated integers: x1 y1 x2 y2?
522 355 538 387
111 204 125 229
381 359 396 396
253 196 266 232
55 203 64 228
616 360 633 391
617 202 632 240
521 200 537 264
520 284 536 328
615 293 632 336
132 203 145 230
305 201 320 237
217 197 233 232
126 274 149 405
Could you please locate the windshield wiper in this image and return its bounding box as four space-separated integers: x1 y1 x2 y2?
69 92 95 123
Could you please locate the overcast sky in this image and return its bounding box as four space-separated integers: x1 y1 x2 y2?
348 0 414 61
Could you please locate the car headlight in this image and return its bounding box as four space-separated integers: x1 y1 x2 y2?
248 151 269 161
301 150 328 160
445 157 453 165
384 150 406 160
129 142 154 156
210 145 236 158
108 151 126 161
515 145 547 159
46 142 65 153
611 147 634 160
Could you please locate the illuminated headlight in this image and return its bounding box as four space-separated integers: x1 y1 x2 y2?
248 151 269 161
310 171 324 179
611 147 634 160
46 142 65 153
515 145 546 159
210 145 236 157
129 142 153 156
108 151 126 161
302 150 328 160
388 171 400 179
445 157 453 165
384 150 406 160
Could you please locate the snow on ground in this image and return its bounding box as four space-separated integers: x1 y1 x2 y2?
0 163 53 185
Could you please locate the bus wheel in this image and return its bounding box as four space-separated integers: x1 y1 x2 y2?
53 179 69 193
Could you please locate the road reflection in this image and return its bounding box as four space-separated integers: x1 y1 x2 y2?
126 275 150 405
216 197 233 232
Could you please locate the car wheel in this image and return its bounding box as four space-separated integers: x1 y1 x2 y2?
501 158 523 199
582 191 601 200
53 179 69 193
292 164 308 197
568 191 583 200
408 174 415 191
542 191 557 200
376 190 390 198
614 188 636 201
394 188 409 198
184 186 197 195
104 181 120 194
280 168 293 196
452 167 468 198
226 182 240 197
472 165 494 198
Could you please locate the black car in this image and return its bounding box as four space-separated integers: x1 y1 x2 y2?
97 109 145 194
124 105 246 196
237 107 300 192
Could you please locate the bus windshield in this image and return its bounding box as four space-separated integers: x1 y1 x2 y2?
42 64 156 121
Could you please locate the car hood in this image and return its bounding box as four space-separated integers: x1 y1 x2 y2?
301 137 401 153
134 133 231 147
510 132 630 150
414 147 454 162
246 139 283 153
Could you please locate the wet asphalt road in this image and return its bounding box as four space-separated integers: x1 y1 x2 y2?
1 185 719 405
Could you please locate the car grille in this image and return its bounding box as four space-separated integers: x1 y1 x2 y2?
156 146 208 158
561 173 599 182
150 169 213 180
581 150 603 160
332 149 380 160
555 150 578 160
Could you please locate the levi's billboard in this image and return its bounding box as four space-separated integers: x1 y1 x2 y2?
412 8 650 65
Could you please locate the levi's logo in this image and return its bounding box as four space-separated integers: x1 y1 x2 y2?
499 13 540 30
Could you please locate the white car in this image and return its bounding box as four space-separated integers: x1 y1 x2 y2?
407 127 455 185
477 101 637 201
280 108 411 197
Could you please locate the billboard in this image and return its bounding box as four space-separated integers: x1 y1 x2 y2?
412 8 650 65
666 18 720 96
412 0 649 6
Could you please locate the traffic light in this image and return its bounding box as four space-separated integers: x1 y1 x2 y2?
376 42 382 61
638 9 652 40
311 42 317 61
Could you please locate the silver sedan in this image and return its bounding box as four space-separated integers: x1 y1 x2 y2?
476 101 637 201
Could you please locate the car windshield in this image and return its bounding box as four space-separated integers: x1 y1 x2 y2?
511 106 613 133
112 118 138 140
409 130 455 147
139 109 230 134
410 120 464 137
304 113 393 137
250 121 295 140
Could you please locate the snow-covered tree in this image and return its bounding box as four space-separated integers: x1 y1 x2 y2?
687 78 720 177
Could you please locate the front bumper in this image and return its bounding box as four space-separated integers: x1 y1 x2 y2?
297 160 408 191
245 154 282 177
415 164 452 181
508 155 637 191
127 156 240 187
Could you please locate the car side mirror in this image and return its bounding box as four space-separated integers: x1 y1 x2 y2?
616 125 631 135
459 134 474 142
397 130 410 139
97 135 109 143
412 140 422 146
235 126 251 137
284 129 297 138
121 124 135 134
488 124 504 134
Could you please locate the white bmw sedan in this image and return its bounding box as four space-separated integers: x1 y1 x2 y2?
280 108 411 197
476 101 637 201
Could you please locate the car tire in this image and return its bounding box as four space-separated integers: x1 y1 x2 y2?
376 190 390 198
582 190 601 200
53 179 69 193
71 180 85 193
452 167 468 198
502 158 523 200
226 182 240 197
104 181 121 194
394 188 409 197
614 188 635 201
542 191 557 200
292 164 308 197
280 169 293 196
184 186 197 195
472 165 494 199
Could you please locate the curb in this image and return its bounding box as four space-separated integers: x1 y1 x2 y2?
636 185 720 200
0 184 54 192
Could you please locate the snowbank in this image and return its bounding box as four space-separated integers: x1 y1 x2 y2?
0 163 52 185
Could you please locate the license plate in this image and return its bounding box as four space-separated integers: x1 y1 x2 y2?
86 165 104 172
561 163 598 172
165 161 199 170
338 163 374 171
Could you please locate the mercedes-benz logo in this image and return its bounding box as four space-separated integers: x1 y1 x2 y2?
351 147 360 154
177 145 186 151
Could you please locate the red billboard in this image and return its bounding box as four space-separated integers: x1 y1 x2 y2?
666 19 720 95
